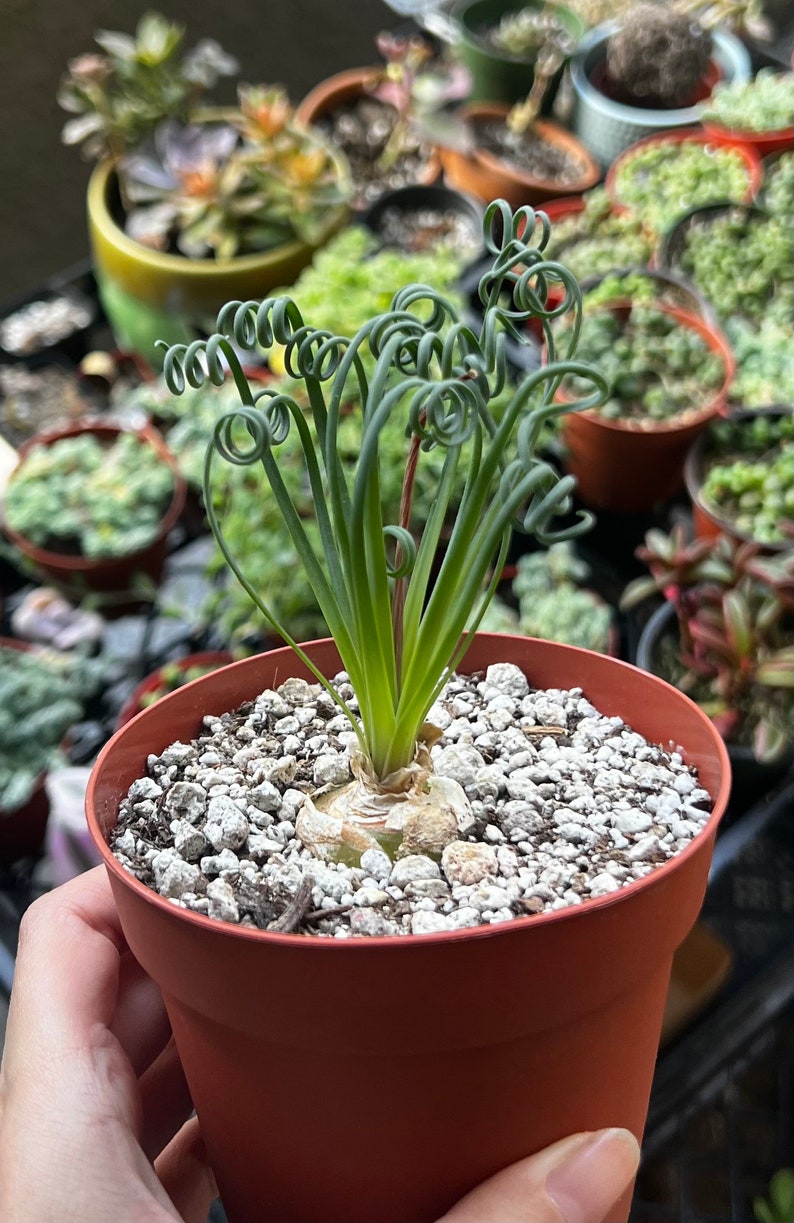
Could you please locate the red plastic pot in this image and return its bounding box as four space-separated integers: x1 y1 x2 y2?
702 118 794 159
605 127 763 220
86 634 730 1223
438 104 600 209
115 650 235 729
559 300 735 513
2 421 186 614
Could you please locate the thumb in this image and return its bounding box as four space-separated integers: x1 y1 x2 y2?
438 1127 641 1223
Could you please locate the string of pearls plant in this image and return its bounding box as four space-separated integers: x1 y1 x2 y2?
159 199 606 844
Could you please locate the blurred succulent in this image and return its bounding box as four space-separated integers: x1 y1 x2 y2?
58 11 238 163
489 4 576 60
755 1169 794 1223
117 85 348 258
370 30 473 166
622 526 794 762
702 68 794 133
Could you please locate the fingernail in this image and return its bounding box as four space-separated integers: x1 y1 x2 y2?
545 1127 640 1223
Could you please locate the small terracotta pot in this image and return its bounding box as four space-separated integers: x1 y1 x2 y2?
683 405 794 552
2 421 186 613
559 301 735 513
605 127 763 222
702 118 794 159
115 650 235 730
0 637 51 864
86 634 730 1223
295 67 442 203
438 104 601 208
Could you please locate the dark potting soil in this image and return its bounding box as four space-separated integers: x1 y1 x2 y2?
313 97 434 208
473 119 584 182
375 205 482 255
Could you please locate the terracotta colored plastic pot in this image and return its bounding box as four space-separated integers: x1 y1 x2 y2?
295 67 441 205
684 405 794 552
559 300 735 513
86 634 730 1223
2 421 186 612
438 105 601 208
702 118 794 159
605 128 763 224
115 650 235 729
0 637 51 864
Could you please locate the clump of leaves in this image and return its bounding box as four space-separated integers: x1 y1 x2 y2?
0 644 103 813
4 431 176 559
489 4 575 60
158 199 606 846
755 1169 794 1223
703 68 794 134
622 526 794 762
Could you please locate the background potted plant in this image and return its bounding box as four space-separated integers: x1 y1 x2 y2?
554 298 734 512
684 406 794 550
625 525 794 802
569 2 752 166
86 199 730 1223
1 420 186 610
60 12 352 360
0 638 101 863
701 67 794 157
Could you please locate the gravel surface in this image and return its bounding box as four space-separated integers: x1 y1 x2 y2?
112 663 712 937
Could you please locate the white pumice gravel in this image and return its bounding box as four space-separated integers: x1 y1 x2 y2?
112 663 713 937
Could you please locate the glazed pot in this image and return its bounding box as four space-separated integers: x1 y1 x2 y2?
559 301 735 513
448 0 585 106
88 141 350 363
2 421 186 612
683 405 794 552
294 66 441 207
438 104 600 208
636 602 792 815
86 633 730 1223
570 22 752 167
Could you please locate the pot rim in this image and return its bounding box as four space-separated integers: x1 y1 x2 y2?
451 0 586 64
87 632 731 950
462 106 600 193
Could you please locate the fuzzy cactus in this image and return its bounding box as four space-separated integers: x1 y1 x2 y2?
606 4 712 108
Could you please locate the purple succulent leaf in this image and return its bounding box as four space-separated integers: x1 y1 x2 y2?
158 120 238 175
121 151 179 198
755 649 794 688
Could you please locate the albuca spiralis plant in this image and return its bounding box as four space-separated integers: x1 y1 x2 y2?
158 200 605 839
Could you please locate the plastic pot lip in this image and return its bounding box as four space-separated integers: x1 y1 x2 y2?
605 127 763 214
658 198 772 276
2 419 187 573
555 297 735 434
461 106 601 194
294 66 384 124
450 0 586 62
570 23 751 127
702 119 794 149
115 650 237 730
684 403 794 550
87 632 731 952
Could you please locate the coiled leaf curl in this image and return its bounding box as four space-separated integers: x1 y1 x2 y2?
158 198 608 778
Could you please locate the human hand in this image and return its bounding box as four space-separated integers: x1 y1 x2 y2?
0 867 639 1223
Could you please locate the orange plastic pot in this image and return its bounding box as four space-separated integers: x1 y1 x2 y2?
295 67 441 203
702 118 794 159
86 634 730 1223
605 127 763 222
115 650 235 729
559 301 735 513
2 421 186 613
438 105 600 208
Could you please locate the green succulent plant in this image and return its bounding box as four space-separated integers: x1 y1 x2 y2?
755 1169 794 1223
763 151 794 220
727 320 794 409
612 139 754 234
157 199 606 841
697 411 794 546
543 189 654 283
4 431 175 559
703 68 794 134
0 644 103 813
622 526 794 762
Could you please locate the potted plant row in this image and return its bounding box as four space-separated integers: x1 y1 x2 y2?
85 200 730 1223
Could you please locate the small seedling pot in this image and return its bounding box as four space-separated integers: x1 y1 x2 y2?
86 633 730 1223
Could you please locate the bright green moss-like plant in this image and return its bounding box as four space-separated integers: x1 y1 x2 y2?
703 68 794 134
612 139 754 233
4 431 175 559
159 200 606 821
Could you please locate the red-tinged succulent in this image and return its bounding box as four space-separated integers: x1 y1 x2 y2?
623 528 794 762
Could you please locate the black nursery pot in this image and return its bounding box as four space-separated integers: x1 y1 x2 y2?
636 601 794 817
360 184 485 256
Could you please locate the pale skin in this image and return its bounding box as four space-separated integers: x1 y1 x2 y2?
0 869 640 1223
